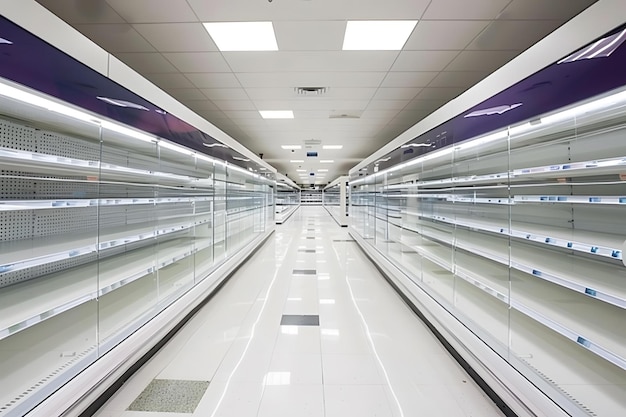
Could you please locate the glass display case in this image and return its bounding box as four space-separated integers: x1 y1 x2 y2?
323 176 349 227
300 188 323 205
275 173 300 224
350 62 626 417
0 67 274 417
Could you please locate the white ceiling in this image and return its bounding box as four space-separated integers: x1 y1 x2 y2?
34 0 597 186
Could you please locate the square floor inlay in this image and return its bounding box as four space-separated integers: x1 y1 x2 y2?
298 249 316 253
281 315 320 326
127 379 209 413
293 269 316 275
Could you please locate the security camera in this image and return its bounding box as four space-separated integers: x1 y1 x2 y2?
259 153 264 159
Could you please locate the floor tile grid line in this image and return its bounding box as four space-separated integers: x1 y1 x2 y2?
256 224 320 416
335 245 406 417
206 237 290 417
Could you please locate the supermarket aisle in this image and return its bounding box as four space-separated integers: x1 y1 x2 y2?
94 206 504 417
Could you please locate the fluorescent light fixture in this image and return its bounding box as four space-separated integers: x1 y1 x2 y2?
343 20 417 51
203 22 278 51
159 139 193 155
318 169 329 172
296 169 307 172
290 159 304 163
322 145 343 150
232 155 250 162
101 120 156 143
0 38 13 45
260 110 294 119
320 160 334 163
281 145 301 149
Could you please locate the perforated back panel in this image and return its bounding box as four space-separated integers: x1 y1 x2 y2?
0 119 36 152
37 130 99 161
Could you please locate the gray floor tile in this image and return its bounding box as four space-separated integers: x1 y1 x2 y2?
127 379 209 413
293 269 316 275
280 315 320 326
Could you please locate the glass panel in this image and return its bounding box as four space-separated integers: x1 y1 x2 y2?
0 96 101 413
98 126 159 348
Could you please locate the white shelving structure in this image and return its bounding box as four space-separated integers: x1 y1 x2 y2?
275 173 300 224
348 4 626 414
323 176 349 227
351 87 626 417
0 9 276 416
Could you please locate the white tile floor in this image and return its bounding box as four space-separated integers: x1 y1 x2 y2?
94 206 505 417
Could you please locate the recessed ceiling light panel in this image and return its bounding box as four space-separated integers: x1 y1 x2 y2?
343 20 417 51
203 22 278 51
260 110 294 119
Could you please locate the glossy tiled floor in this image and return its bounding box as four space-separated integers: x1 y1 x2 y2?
94 206 505 417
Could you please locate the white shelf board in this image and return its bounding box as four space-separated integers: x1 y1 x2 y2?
405 210 623 260
0 234 214 340
0 214 212 273
0 196 213 212
387 220 626 371
395 216 626 309
0 146 212 187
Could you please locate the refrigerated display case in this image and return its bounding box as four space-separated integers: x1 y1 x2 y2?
275 174 300 224
350 21 626 417
0 10 275 417
323 176 349 226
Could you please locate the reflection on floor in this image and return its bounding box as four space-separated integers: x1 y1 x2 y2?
94 206 504 417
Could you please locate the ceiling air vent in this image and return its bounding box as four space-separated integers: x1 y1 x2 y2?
295 87 327 96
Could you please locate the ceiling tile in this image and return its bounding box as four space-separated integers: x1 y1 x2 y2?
35 0 125 24
201 88 250 101
145 73 195 89
185 100 219 111
404 20 490 50
373 88 422 100
445 50 520 72
416 87 464 100
115 53 179 74
366 100 411 111
223 51 399 73
391 109 432 123
360 110 402 119
187 0 430 21
405 98 447 111
105 0 198 23
164 88 207 101
132 23 218 52
223 111 264 119
212 100 258 111
274 21 345 51
380 72 439 88
74 24 156 53
185 73 242 88
253 99 371 111
469 20 564 51
195 109 228 120
423 0 509 19
245 87 377 101
428 71 489 88
391 51 460 72
163 52 231 73
236 72 387 88
499 0 596 20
